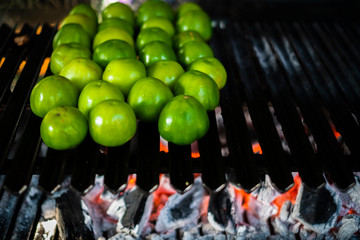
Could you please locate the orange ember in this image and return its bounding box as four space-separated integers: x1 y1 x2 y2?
39 57 50 78
252 142 263 154
125 174 137 191
272 174 301 214
234 187 253 211
160 140 168 153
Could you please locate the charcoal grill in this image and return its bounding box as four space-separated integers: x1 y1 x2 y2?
1 0 360 239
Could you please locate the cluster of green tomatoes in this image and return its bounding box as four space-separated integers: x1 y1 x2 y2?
29 0 227 150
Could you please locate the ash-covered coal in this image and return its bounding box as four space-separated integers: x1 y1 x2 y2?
107 185 153 238
155 176 205 233
292 182 341 234
336 214 360 240
207 184 236 234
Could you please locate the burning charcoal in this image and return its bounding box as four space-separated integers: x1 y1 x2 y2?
252 175 281 203
9 175 44 240
108 185 153 238
82 175 118 238
34 196 57 240
207 184 236 234
56 188 95 239
337 214 360 240
155 177 205 233
292 183 341 234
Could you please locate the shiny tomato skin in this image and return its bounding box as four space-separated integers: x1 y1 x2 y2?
136 27 172 51
102 58 146 96
172 30 204 50
176 10 212 41
136 0 175 26
50 43 91 75
101 2 135 26
188 57 227 89
88 99 137 147
69 3 98 22
173 70 219 111
158 95 209 145
59 13 97 38
59 57 103 92
78 80 125 118
30 75 78 118
127 77 174 122
177 41 214 66
139 41 177 67
52 23 91 50
98 18 134 36
140 17 175 37
92 27 134 50
92 39 136 69
40 106 88 150
147 60 184 90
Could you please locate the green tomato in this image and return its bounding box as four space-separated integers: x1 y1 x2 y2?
147 60 184 90
93 27 134 50
102 58 146 96
52 23 91 50
78 80 125 118
127 77 174 122
98 18 134 36
188 57 227 89
136 27 172 51
139 41 177 67
178 41 214 66
69 3 98 23
59 57 103 92
140 17 175 37
158 95 209 145
173 30 204 50
40 106 88 150
89 99 137 147
102 2 135 26
177 2 203 18
50 42 91 75
30 75 78 118
59 13 97 38
92 39 136 69
174 70 219 111
136 0 175 26
176 10 212 41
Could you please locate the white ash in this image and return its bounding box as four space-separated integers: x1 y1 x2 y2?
279 200 294 223
33 195 57 240
336 214 360 240
252 175 281 204
155 177 205 233
271 217 295 239
108 232 136 240
235 225 268 240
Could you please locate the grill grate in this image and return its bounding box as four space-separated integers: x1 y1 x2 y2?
0 19 360 238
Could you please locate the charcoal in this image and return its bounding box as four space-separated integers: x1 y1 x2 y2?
235 225 268 240
279 200 294 223
252 175 280 203
207 184 236 234
155 177 205 233
292 183 341 234
0 175 5 190
108 185 153 238
56 188 95 239
0 189 20 239
108 233 136 240
337 214 360 240
10 175 44 240
33 196 57 240
271 218 296 240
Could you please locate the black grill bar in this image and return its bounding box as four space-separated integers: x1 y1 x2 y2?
258 22 355 189
281 22 360 160
243 22 325 190
0 24 15 57
210 22 261 192
0 23 55 168
229 22 294 192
